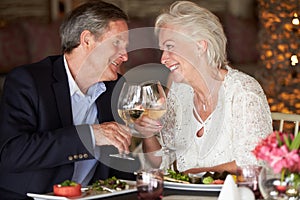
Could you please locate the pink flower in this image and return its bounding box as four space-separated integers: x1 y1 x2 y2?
269 146 298 173
252 131 300 173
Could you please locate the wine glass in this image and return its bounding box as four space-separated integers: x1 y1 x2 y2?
140 80 174 155
109 82 143 160
237 165 263 199
136 169 164 200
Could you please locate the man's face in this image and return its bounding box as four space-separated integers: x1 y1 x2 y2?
97 20 129 81
76 20 128 90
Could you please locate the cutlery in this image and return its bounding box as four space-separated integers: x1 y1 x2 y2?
100 186 116 192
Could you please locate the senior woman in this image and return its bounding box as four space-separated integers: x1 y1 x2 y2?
138 1 272 174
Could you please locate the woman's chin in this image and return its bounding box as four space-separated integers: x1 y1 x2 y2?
171 72 184 83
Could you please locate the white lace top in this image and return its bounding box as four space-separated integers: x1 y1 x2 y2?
161 66 273 172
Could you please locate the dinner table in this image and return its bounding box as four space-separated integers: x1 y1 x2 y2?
27 172 223 199
97 188 219 200
27 183 221 200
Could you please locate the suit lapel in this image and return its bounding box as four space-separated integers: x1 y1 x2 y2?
96 85 111 123
52 57 73 126
96 75 125 123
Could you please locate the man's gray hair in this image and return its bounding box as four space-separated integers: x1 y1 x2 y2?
60 0 128 53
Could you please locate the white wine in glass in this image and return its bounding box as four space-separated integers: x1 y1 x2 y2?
110 82 143 160
118 109 145 124
143 109 166 120
141 81 174 154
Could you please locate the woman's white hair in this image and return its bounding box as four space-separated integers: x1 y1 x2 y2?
155 1 228 69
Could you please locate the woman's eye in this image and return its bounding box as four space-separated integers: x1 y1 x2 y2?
113 40 120 47
166 44 174 50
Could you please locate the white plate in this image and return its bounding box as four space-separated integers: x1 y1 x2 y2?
163 195 218 200
27 180 136 200
164 181 222 192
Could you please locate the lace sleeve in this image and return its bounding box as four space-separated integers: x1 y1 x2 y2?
231 90 272 166
161 89 177 146
160 84 185 169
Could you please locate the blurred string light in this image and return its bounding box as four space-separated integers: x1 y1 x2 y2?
258 0 300 114
292 0 300 26
291 1 299 67
291 54 299 66
258 0 300 70
292 13 299 25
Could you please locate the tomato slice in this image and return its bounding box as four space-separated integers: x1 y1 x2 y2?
53 183 82 197
212 179 224 184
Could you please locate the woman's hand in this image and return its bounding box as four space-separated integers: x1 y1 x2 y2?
133 116 163 168
183 168 207 175
134 116 163 138
183 161 237 175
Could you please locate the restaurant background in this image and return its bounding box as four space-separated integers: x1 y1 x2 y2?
0 0 299 115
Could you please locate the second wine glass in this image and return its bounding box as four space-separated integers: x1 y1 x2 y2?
141 80 174 155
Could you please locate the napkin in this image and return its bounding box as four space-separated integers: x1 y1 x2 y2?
238 187 255 200
218 175 239 200
217 175 255 200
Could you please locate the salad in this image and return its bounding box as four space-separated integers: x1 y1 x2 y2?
53 180 81 197
164 169 231 184
91 176 130 191
52 177 130 197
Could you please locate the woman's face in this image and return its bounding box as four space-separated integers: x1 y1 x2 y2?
158 25 200 83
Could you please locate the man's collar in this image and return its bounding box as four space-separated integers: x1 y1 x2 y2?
63 55 106 98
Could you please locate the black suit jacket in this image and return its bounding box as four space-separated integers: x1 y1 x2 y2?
0 56 138 199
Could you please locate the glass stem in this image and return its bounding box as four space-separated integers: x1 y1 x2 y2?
159 131 166 149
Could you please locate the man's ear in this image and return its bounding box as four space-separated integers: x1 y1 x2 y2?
80 30 95 48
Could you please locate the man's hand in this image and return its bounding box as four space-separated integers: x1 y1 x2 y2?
92 122 132 153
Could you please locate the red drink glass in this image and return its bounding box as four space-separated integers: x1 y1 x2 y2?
136 169 164 200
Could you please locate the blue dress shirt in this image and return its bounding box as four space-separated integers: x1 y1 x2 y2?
64 56 106 185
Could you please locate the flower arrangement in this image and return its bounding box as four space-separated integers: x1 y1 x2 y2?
253 131 300 197
252 131 300 174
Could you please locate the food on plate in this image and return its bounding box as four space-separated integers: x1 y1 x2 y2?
201 171 229 184
91 176 129 191
53 180 81 197
202 176 214 184
212 179 225 184
164 169 230 185
164 169 190 183
167 169 190 181
52 177 131 197
164 176 190 184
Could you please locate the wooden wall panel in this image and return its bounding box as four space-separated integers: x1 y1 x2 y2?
0 0 235 25
0 0 50 24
